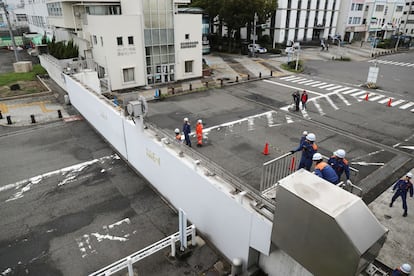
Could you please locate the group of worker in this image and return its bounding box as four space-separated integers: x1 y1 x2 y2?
174 117 203 147
290 131 351 186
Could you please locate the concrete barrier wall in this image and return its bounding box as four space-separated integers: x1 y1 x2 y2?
41 58 273 270
39 55 67 90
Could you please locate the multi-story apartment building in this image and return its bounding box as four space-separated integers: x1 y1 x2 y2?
401 0 414 35
24 0 202 92
23 0 52 37
337 0 366 42
273 0 341 45
363 0 405 41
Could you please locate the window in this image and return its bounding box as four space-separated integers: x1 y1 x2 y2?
184 61 193 73
100 36 103 46
351 3 355 10
128 36 134 45
123 68 135 82
117 37 123 46
365 5 369 11
355 4 363 11
185 34 189 39
375 5 384 12
352 17 361 24
348 17 353 24
396 6 403 12
93 35 97 45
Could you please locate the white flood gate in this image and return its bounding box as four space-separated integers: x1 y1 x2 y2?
89 225 196 276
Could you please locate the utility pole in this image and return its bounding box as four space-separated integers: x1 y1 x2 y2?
251 12 258 57
0 1 19 62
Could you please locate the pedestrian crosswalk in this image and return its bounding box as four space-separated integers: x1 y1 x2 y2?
277 75 414 115
368 59 414 68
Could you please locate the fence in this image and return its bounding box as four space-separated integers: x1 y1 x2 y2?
89 225 196 276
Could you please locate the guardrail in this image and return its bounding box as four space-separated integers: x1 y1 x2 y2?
89 225 196 276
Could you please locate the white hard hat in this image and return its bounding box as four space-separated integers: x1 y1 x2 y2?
174 128 180 133
334 149 346 159
306 133 316 142
312 153 323 161
184 117 189 122
400 263 411 274
198 119 202 124
407 172 413 178
303 131 308 136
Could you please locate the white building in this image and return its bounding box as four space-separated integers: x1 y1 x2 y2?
23 0 52 37
273 0 341 46
25 0 202 92
337 0 367 42
401 0 414 35
363 0 405 41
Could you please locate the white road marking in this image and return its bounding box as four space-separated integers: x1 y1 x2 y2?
326 85 342 91
319 84 336 89
350 91 366 97
300 80 319 85
305 81 321 86
390 99 405 107
341 88 360 95
290 78 308 83
325 96 339 110
312 100 325 116
333 87 351 93
400 146 414 150
285 115 294 124
378 97 394 104
352 162 385 166
2 155 119 202
311 82 328 87
399 102 414 110
300 108 311 120
337 93 351 106
263 79 323 96
280 76 297 80
369 95 385 101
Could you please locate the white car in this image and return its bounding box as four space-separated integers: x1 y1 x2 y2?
248 44 267 53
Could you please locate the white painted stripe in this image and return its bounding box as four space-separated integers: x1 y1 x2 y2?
263 79 324 96
337 93 351 106
407 64 414 67
390 99 405 107
369 95 385 101
313 100 325 116
285 77 303 82
341 88 360 95
399 102 414 110
300 108 311 120
285 115 294 124
280 75 298 80
359 93 372 99
351 91 367 97
378 98 394 104
326 96 339 110
398 62 411 66
311 82 327 87
290 78 308 83
305 81 321 86
297 79 315 84
326 85 342 91
319 84 336 89
333 87 352 93
280 105 290 111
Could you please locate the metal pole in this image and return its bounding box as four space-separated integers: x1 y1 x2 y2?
0 1 19 62
251 12 257 57
295 49 299 71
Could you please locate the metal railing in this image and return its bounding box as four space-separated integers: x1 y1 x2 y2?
260 152 300 192
89 225 196 276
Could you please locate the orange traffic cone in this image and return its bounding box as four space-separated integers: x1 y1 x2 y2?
262 143 269 155
365 93 369 101
387 98 392 107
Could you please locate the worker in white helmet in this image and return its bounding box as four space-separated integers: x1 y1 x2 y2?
312 153 339 184
392 263 411 275
290 132 318 171
390 172 413 217
328 149 352 186
299 131 308 145
174 128 182 142
196 119 203 147
182 117 191 147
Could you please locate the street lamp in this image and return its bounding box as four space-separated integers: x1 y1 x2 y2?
251 12 258 57
0 0 19 62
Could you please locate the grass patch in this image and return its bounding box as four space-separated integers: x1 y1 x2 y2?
281 60 304 73
0 64 47 86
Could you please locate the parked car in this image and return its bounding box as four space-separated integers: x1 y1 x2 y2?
247 43 267 53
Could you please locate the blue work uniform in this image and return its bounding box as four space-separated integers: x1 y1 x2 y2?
391 178 413 215
182 122 191 147
292 140 318 171
314 162 339 184
327 156 350 180
392 268 409 276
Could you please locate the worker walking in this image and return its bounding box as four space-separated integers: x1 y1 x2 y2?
392 263 411 276
312 153 339 184
182 117 192 147
389 172 413 217
174 128 182 143
196 119 203 147
290 133 318 171
328 149 352 185
292 91 300 111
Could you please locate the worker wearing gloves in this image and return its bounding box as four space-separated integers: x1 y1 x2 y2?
312 153 339 184
392 263 411 276
390 172 413 217
290 133 318 171
328 149 352 186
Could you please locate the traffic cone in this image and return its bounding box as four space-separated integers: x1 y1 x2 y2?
262 143 269 155
365 93 369 101
387 98 392 107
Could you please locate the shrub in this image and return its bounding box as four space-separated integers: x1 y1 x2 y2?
282 60 304 72
268 48 282 54
47 37 79 59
